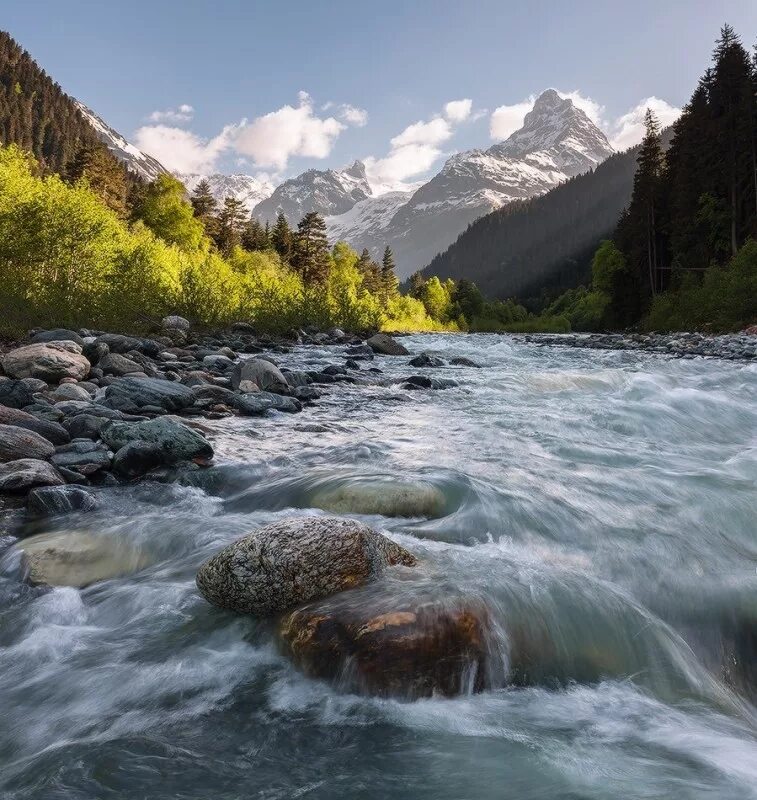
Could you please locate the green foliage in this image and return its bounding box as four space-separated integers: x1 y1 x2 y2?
132 174 204 250
644 239 757 331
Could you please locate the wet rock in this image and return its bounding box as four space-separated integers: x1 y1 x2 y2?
51 443 111 474
0 405 70 445
1 342 90 382
230 358 289 393
26 485 99 517
345 345 374 360
63 414 105 441
162 315 191 332
0 424 56 463
13 530 151 587
203 354 234 371
409 353 445 368
0 459 64 491
95 334 162 357
196 516 416 616
101 417 213 462
450 357 482 368
279 593 489 699
403 376 458 390
49 383 92 402
0 380 36 409
283 370 312 388
99 352 144 376
233 392 302 415
112 441 166 478
102 376 195 413
367 333 409 356
237 379 259 393
311 479 447 518
30 329 86 347
292 386 320 402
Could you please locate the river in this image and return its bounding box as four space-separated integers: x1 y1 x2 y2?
1 333 756 799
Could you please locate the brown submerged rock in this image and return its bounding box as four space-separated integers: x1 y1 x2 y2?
195 516 416 616
279 594 490 699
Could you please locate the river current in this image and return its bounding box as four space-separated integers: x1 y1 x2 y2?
1 333 756 799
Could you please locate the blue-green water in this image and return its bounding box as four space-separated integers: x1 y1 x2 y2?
1 334 756 799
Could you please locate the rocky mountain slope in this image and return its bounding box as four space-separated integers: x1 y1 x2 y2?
177 172 274 214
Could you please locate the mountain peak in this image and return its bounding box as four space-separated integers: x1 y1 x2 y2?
532 88 566 110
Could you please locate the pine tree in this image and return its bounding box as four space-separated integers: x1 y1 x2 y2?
381 245 399 301
216 196 248 255
292 212 331 284
408 271 425 297
271 212 294 263
190 179 217 218
241 216 270 251
67 142 128 217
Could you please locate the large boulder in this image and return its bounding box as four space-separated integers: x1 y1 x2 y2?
27 485 99 517
279 592 489 699
1 341 90 382
0 424 56 463
0 405 70 445
100 417 213 462
230 358 288 393
102 376 195 413
0 459 64 491
112 442 166 478
13 530 151 588
196 516 416 616
311 479 447 518
367 334 409 356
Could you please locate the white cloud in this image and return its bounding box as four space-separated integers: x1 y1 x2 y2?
234 93 345 170
133 123 237 173
608 97 682 150
557 90 603 125
339 104 368 127
365 101 474 192
489 97 535 140
147 104 194 123
444 98 472 123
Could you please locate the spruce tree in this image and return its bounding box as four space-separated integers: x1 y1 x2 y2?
68 142 129 217
381 245 399 301
271 212 294 263
190 179 217 218
292 212 331 284
241 217 270 251
216 196 248 255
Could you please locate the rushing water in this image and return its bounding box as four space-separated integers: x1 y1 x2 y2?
1 333 756 799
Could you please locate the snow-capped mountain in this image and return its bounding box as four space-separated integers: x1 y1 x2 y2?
177 173 274 214
74 101 168 182
381 89 614 275
325 190 412 252
254 161 372 223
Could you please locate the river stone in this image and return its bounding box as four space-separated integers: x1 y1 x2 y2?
49 383 92 402
30 329 86 347
1 342 90 382
408 353 445 368
26 485 99 517
0 425 56 463
112 441 167 478
367 334 409 356
230 359 288 393
0 405 70 445
310 479 447 518
0 380 36 409
103 377 195 413
450 357 482 368
14 530 151 588
99 352 143 376
0 459 64 491
101 417 213 462
162 315 191 332
195 516 417 616
279 593 489 699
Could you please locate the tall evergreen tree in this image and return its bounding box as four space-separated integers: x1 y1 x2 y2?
293 212 331 284
190 179 217 217
241 216 270 251
67 142 128 217
271 212 294 263
381 245 399 301
216 196 248 255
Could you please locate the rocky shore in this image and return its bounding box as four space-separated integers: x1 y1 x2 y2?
524 330 757 360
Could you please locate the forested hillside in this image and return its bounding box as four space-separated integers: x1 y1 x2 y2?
420 132 670 305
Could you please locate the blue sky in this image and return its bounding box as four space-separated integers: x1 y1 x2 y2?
5 0 757 188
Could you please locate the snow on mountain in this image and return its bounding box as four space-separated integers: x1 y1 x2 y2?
177 173 274 214
74 100 168 182
381 89 615 276
253 160 372 223
325 190 412 255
